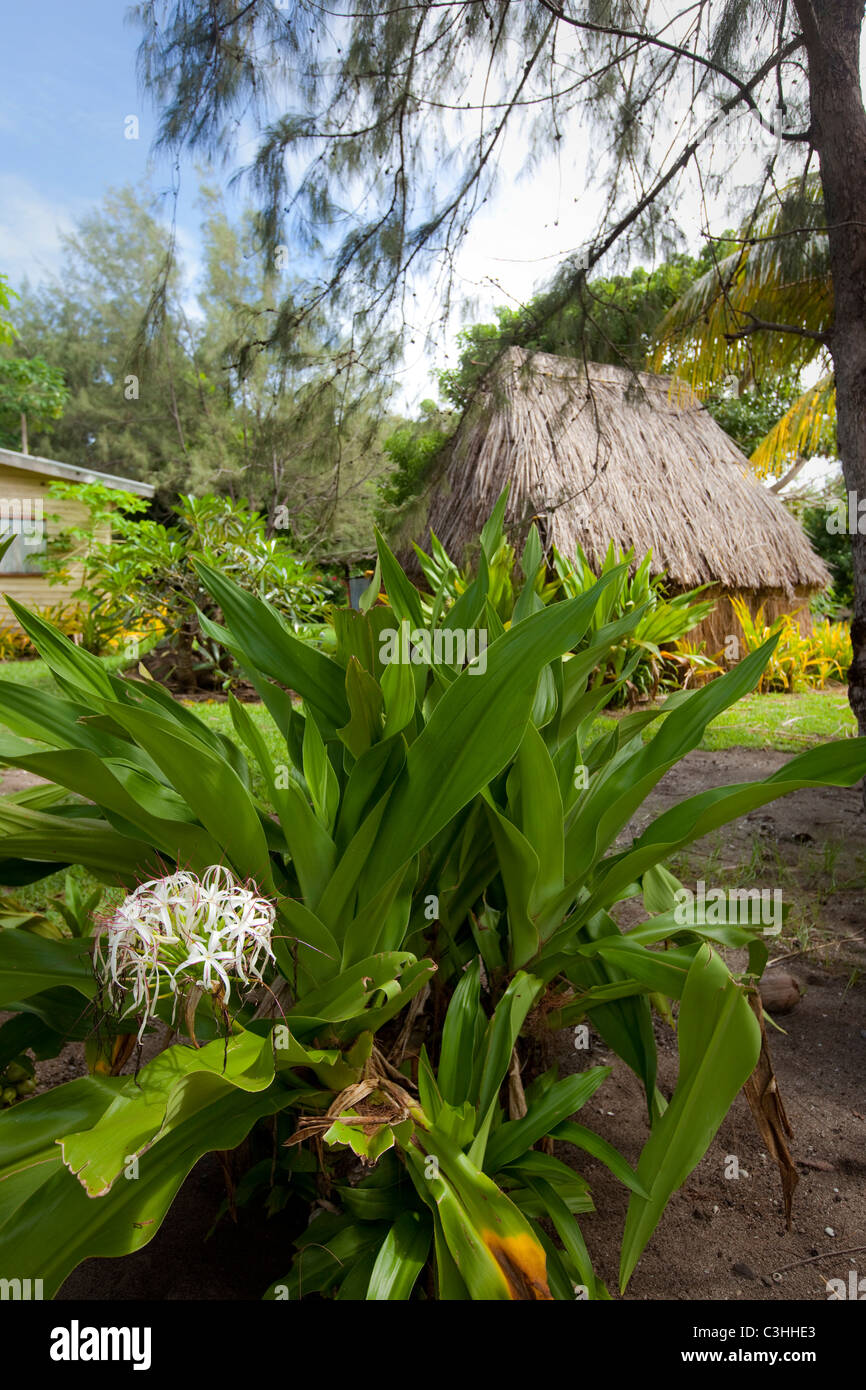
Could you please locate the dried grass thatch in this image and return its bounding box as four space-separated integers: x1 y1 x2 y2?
417 349 830 611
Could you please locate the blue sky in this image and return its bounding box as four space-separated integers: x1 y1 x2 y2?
0 1 207 289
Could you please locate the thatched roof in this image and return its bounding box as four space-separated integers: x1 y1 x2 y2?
421 348 829 595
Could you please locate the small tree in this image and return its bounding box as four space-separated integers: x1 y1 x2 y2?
0 275 68 453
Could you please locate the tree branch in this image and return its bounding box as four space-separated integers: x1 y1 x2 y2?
724 315 830 345
537 0 807 140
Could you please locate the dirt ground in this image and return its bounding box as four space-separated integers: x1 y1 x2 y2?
3 747 863 1300
557 748 866 1302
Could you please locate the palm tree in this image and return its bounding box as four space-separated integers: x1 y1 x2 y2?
651 176 835 480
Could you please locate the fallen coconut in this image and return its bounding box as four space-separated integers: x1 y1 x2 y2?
759 971 802 1014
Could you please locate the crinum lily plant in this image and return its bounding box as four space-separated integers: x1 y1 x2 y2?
0 495 863 1299
97 866 276 1041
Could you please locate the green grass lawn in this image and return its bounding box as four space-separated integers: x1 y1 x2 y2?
0 658 856 749
188 687 857 750
655 687 855 752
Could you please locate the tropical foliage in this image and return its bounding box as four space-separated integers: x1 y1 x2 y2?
552 543 718 703
44 484 337 681
412 517 718 703
8 186 391 549
653 176 836 477
729 596 851 693
0 507 863 1300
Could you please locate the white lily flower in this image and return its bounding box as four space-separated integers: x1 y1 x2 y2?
95 866 277 1040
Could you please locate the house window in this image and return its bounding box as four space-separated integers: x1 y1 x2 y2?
0 500 47 574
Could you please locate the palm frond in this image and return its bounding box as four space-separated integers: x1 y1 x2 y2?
651 176 832 394
750 373 836 477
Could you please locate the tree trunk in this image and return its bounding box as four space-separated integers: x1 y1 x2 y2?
794 1 866 767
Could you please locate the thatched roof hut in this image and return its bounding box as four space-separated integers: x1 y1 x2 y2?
417 348 829 650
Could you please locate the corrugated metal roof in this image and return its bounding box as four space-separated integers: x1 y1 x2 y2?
0 448 155 498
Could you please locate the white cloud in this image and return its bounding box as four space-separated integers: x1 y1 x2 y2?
0 174 85 289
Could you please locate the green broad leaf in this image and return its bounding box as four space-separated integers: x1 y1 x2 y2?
485 1069 611 1173
193 559 349 728
437 958 483 1107
0 747 224 869
4 597 116 701
0 931 95 1007
443 549 489 636
285 951 419 1025
431 1210 471 1300
495 1150 594 1217
315 794 389 930
402 1147 514 1301
227 691 278 776
0 680 146 764
59 1030 276 1198
511 720 565 912
549 911 658 1109
264 1216 390 1300
275 777 337 908
301 706 340 831
336 1251 380 1299
381 654 416 738
408 1124 553 1300
482 803 541 968
584 736 866 921
334 737 405 854
470 971 543 1163
332 958 434 1042
520 522 543 584
338 657 384 759
275 898 341 987
617 909 772 979
332 607 378 674
359 557 381 613
641 863 684 914
620 944 761 1290
102 701 275 890
551 1121 649 1198
480 485 509 560
587 938 699 1001
116 673 248 771
0 1075 122 1185
375 529 427 631
340 858 415 966
0 1075 289 1298
565 635 780 884
363 575 623 890
521 1173 600 1297
0 798 162 884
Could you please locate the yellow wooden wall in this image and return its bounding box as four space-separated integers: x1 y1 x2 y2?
0 464 111 626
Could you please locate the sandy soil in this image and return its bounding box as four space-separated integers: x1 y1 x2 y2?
556 748 866 1301
3 747 862 1300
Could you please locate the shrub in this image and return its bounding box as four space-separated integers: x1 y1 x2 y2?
729 595 850 691
44 485 338 683
0 510 863 1299
413 501 718 701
